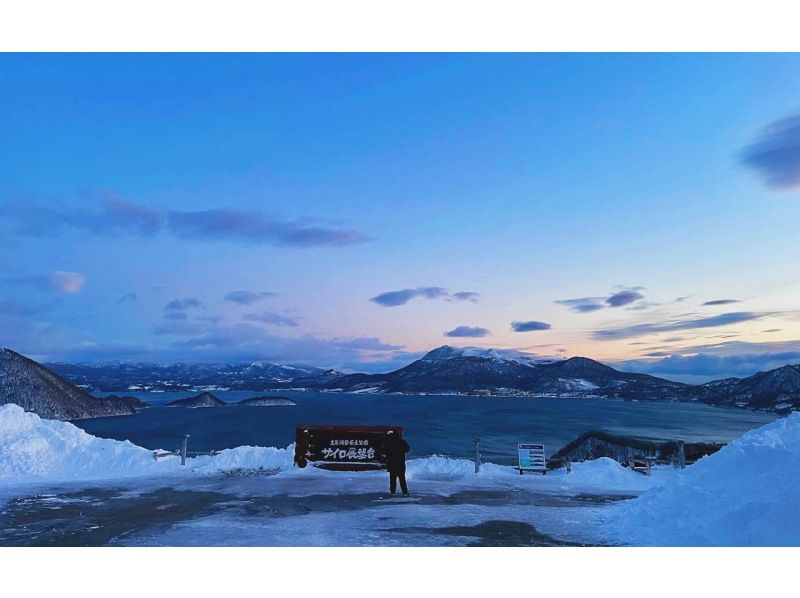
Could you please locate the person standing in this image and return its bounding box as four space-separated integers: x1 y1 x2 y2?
385 430 410 496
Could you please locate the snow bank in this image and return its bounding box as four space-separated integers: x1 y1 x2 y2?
562 457 654 491
609 413 800 546
407 455 477 480
0 404 294 486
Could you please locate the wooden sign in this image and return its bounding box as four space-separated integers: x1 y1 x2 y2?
295 425 403 470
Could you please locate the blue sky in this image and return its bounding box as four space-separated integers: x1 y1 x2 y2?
2 53 800 381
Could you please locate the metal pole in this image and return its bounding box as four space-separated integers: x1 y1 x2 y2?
474 437 481 473
677 440 686 469
181 434 190 466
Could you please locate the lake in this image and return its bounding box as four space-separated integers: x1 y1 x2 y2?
73 391 778 465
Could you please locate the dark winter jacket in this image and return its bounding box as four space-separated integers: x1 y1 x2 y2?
385 435 409 470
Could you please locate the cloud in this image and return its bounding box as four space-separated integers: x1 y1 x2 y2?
619 343 800 383
594 311 768 340
444 326 490 338
511 320 552 332
554 297 606 313
0 298 46 317
370 287 478 307
224 290 278 305
606 289 644 307
741 114 800 189
451 291 480 303
152 319 212 336
167 209 369 247
556 287 645 313
48 271 86 293
0 196 369 248
164 298 203 311
163 311 189 321
116 292 137 305
0 195 163 237
243 311 300 327
331 337 404 351
7 271 86 293
702 299 740 306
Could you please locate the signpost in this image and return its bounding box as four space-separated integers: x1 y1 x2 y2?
518 443 547 475
295 425 403 470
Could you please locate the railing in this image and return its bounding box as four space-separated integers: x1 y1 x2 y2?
152 434 217 465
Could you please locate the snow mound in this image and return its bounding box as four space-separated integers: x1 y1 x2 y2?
0 404 294 485
407 455 476 480
189 445 295 474
564 457 653 491
0 403 163 481
609 413 800 546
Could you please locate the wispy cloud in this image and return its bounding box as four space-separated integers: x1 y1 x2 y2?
331 337 404 351
224 290 278 305
444 326 490 338
0 194 163 237
741 114 800 189
0 298 51 317
152 319 211 336
606 289 644 307
370 287 479 307
8 271 86 293
243 311 300 327
594 311 768 340
554 297 606 313
167 209 369 247
511 320 552 332
702 299 740 306
164 298 203 311
116 292 137 305
451 291 480 303
0 196 369 248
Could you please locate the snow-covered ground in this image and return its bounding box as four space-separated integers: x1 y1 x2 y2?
1 403 799 546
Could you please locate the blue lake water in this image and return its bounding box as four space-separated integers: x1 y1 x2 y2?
74 391 779 465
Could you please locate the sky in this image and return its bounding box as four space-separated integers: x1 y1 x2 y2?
1 53 800 382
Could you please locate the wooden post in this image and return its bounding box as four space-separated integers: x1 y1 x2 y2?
678 440 686 469
180 434 190 466
474 437 481 473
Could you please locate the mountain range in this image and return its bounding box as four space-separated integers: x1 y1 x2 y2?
46 360 336 392
41 345 800 413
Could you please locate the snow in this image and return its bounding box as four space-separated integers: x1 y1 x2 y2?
609 412 800 546
423 345 554 367
0 404 295 485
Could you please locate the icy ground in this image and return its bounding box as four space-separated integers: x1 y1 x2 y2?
0 462 671 547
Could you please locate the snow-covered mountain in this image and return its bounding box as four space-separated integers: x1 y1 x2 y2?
323 345 687 399
696 364 800 411
46 360 339 392
0 348 135 420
